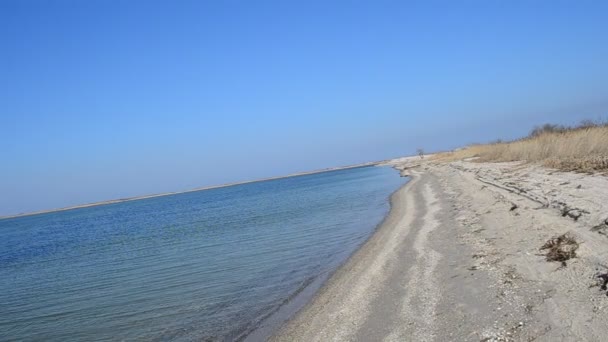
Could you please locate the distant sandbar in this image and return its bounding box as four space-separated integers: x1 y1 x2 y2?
1 161 382 220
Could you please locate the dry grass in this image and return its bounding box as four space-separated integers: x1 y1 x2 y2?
431 145 490 163
432 125 608 172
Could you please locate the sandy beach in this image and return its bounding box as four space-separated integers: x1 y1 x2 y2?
271 157 608 341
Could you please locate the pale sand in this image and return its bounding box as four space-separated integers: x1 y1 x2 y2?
271 157 608 341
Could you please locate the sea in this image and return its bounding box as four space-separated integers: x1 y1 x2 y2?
0 166 407 341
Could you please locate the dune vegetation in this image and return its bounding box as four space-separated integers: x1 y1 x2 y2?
433 120 608 172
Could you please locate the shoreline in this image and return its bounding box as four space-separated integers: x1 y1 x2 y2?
243 168 411 341
269 165 419 341
1 162 380 220
270 158 608 341
0 163 408 341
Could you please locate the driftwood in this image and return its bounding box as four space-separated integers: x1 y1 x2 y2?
473 174 590 222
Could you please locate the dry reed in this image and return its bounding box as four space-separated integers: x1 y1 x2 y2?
433 125 608 172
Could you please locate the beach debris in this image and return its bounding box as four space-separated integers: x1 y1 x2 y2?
592 277 608 298
475 176 548 207
590 267 608 296
591 218 608 236
557 203 589 221
539 233 579 266
479 321 525 342
509 203 518 211
560 208 582 221
596 272 608 292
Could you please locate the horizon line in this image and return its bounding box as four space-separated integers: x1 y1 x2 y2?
1 160 387 221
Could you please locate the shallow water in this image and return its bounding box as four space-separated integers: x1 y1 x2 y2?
0 166 406 341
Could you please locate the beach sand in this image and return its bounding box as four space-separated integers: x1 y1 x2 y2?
271 157 608 341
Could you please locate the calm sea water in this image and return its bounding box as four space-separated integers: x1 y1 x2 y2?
0 166 406 341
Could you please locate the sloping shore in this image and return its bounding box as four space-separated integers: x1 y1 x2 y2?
271 158 608 341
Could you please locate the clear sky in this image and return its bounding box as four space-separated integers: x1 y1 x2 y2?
1 1 607 216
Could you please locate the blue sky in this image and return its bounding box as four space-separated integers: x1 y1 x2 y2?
1 0 607 215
